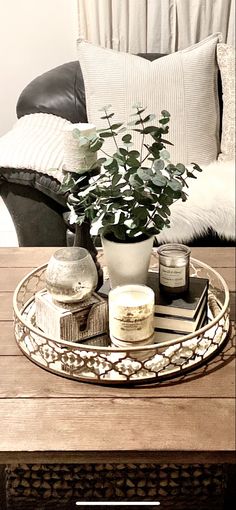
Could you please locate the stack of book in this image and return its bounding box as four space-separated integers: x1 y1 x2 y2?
147 274 209 341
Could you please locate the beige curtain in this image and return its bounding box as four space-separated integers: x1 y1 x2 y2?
77 0 235 53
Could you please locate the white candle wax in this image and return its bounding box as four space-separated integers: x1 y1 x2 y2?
161 256 187 267
63 123 97 173
109 284 154 343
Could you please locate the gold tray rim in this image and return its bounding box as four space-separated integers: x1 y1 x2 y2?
13 256 230 351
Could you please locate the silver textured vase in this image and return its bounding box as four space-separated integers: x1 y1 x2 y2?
45 247 98 303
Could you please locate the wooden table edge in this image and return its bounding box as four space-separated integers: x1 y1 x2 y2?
0 450 235 465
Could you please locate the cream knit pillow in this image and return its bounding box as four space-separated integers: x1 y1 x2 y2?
0 113 69 182
78 34 222 165
217 43 235 161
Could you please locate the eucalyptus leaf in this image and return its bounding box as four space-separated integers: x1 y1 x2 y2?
103 158 115 168
142 126 158 135
158 194 173 206
89 138 103 152
122 134 132 143
128 150 140 158
167 179 183 191
99 132 115 138
152 215 165 229
191 162 203 172
161 110 170 118
137 168 153 181
133 206 148 220
161 138 174 146
123 190 134 197
102 212 115 225
153 159 165 171
159 149 170 160
118 148 128 156
142 114 156 123
160 204 171 217
126 157 140 168
175 163 186 175
114 155 125 166
129 173 143 187
112 224 127 240
112 173 122 187
186 171 197 179
100 113 114 119
181 191 188 201
152 174 167 186
110 123 123 130
165 163 176 174
113 150 126 161
159 117 170 125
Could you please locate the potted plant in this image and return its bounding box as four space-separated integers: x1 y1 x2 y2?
62 105 202 287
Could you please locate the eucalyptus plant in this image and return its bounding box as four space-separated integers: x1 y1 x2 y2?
62 105 202 242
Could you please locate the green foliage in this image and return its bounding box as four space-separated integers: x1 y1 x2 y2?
63 105 202 241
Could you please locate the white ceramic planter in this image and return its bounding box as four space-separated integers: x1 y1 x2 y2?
101 236 154 288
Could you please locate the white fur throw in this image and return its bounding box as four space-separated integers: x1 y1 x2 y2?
157 159 235 243
0 113 235 241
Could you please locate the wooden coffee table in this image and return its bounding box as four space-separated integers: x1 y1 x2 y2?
0 247 235 465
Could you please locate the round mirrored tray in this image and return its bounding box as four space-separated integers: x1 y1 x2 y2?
13 254 230 385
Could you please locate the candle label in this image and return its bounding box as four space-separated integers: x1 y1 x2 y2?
110 315 154 341
108 285 155 343
160 265 186 288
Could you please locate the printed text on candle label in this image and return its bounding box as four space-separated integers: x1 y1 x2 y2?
160 265 186 287
111 317 153 341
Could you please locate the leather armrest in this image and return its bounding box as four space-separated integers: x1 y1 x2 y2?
16 61 87 124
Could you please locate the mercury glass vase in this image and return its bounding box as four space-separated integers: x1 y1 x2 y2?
45 247 98 303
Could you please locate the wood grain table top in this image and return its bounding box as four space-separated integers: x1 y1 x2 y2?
0 247 235 465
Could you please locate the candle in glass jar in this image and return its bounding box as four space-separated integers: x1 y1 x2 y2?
158 243 191 295
63 123 97 173
109 284 155 345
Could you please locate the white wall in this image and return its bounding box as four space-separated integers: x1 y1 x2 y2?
0 0 78 136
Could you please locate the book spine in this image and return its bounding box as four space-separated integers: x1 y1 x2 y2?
154 299 207 333
154 288 208 318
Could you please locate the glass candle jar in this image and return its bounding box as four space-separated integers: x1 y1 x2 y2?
157 243 191 295
45 247 98 303
109 284 155 345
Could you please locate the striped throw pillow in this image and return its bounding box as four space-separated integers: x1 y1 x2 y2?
78 34 222 165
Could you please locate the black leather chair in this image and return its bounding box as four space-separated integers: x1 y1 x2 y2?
0 60 86 247
0 54 233 247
